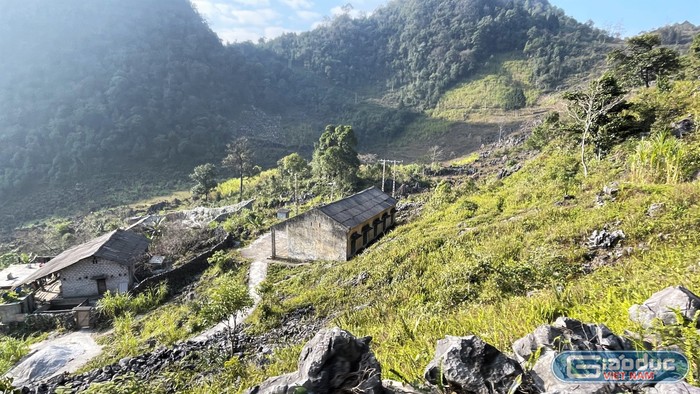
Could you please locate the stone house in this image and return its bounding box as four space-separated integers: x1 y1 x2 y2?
272 187 397 261
22 229 149 301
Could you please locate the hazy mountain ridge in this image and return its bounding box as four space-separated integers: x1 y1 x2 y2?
0 0 613 227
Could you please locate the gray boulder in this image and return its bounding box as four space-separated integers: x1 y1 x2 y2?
587 229 625 250
530 351 621 393
424 335 523 394
246 327 383 394
512 317 632 363
644 381 700 393
647 203 666 218
383 380 422 394
629 286 700 328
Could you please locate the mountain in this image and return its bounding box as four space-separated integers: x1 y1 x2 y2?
0 0 611 228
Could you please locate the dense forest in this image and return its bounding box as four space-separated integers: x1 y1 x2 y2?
0 0 615 227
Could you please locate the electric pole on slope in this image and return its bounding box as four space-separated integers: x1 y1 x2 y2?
379 159 403 197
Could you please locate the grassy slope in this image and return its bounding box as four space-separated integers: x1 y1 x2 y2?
241 138 700 389
392 54 552 162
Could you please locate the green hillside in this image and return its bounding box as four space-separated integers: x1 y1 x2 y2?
0 0 614 230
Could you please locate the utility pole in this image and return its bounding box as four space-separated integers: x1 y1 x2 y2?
379 159 403 197
294 173 299 216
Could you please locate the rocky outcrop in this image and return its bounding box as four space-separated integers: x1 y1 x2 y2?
246 327 383 394
629 286 700 328
512 317 632 364
424 335 524 394
513 317 633 394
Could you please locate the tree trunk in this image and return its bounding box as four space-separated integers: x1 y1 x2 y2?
581 130 589 177
239 172 243 203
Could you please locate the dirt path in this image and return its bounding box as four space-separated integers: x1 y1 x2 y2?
7 330 102 387
194 232 272 340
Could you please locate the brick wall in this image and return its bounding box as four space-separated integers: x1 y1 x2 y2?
60 257 130 298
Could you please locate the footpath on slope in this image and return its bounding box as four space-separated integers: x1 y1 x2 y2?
193 231 273 340
7 330 102 387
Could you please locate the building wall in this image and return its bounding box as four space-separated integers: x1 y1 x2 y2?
285 210 348 261
345 207 396 259
60 257 131 299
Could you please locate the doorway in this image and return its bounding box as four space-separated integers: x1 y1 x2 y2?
96 279 107 295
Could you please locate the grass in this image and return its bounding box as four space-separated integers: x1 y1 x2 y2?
0 333 47 374
80 258 249 373
225 137 700 389
430 54 540 122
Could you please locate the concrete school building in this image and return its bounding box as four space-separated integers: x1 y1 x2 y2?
271 187 397 262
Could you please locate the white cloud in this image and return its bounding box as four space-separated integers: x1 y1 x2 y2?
217 27 262 43
296 10 321 21
233 0 270 5
264 26 297 38
330 5 363 19
280 0 313 10
227 8 280 26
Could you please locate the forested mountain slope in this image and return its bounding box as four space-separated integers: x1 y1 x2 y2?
0 0 612 228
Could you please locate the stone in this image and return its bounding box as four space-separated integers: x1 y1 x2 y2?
382 380 422 394
629 286 700 328
424 335 523 394
587 229 625 250
513 317 632 363
647 203 666 218
603 182 620 197
530 351 620 393
644 381 700 393
247 327 383 394
671 117 695 138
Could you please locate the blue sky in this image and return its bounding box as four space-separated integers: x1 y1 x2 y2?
191 0 700 44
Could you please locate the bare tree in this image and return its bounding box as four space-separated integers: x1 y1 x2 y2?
564 77 626 177
222 137 253 202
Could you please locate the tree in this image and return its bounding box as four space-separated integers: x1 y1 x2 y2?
563 75 626 177
608 33 681 88
689 33 700 78
222 137 254 202
277 152 310 179
311 125 360 195
189 163 217 201
199 273 253 356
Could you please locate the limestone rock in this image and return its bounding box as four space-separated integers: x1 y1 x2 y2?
644 381 700 393
247 327 383 394
513 317 632 363
629 286 700 328
424 335 523 394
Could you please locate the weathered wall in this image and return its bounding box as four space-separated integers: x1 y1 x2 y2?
131 233 233 295
60 258 130 299
285 210 348 261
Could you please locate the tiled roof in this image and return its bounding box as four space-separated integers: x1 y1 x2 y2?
319 187 396 229
22 230 148 284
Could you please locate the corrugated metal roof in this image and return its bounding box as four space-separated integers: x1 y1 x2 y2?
318 187 397 229
22 230 148 284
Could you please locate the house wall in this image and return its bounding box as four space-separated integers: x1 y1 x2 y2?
60 257 131 299
0 294 35 323
345 207 396 259
285 210 348 261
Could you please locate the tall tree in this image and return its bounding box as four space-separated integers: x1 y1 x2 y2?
311 125 360 195
608 33 681 88
563 75 626 177
189 163 217 201
222 137 254 202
